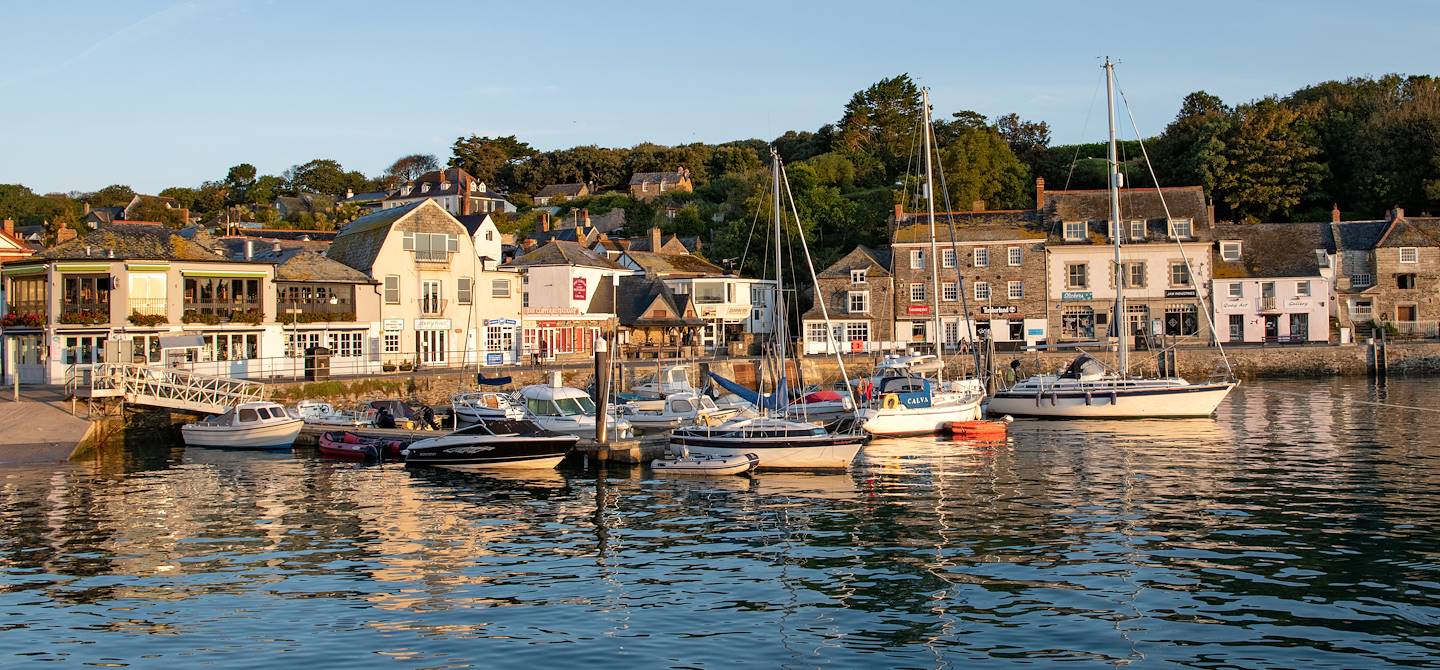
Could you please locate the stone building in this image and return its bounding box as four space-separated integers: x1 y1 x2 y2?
890 206 1049 351
1330 207 1440 339
801 245 895 354
628 168 692 201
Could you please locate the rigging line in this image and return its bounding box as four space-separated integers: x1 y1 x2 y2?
737 176 768 275
928 115 985 381
1257 388 1440 414
1112 70 1234 380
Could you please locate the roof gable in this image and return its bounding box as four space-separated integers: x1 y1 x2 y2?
817 245 892 278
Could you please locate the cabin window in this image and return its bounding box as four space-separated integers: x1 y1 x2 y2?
239 408 259 422
1400 247 1419 263
1220 241 1242 261
973 248 989 268
1008 247 1022 266
1063 221 1086 241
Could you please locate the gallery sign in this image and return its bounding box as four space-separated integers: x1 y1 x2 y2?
414 319 451 330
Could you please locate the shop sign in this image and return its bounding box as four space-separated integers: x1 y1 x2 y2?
536 320 559 328
1165 289 1198 298
981 305 1017 315
1285 299 1310 308
485 318 518 327
1062 291 1093 301
414 318 451 330
486 353 504 366
382 318 404 332
572 277 587 301
1220 300 1248 310
1026 327 1045 337
906 305 931 315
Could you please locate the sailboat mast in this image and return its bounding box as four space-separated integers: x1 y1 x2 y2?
921 88 944 384
771 150 787 412
1105 57 1127 377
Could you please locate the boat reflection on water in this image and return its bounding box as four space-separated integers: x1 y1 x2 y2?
405 461 573 490
747 471 860 501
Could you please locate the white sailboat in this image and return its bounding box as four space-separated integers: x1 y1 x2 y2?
858 88 984 436
987 58 1237 419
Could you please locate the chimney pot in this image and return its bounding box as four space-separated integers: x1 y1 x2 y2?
540 210 551 233
1035 177 1045 212
1331 204 1341 223
893 203 903 222
245 240 254 260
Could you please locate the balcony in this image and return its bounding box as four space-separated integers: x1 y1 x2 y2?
182 302 264 325
1258 295 1279 312
280 302 357 323
414 249 452 264
129 298 167 316
59 302 111 326
420 298 447 316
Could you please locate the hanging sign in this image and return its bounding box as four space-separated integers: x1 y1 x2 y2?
906 305 931 315
572 277 587 301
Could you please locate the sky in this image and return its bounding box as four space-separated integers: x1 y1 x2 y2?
1 0 1436 195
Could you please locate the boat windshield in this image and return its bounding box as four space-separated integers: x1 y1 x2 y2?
555 396 595 416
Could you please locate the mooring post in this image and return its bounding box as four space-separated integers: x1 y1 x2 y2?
595 335 610 445
11 340 18 402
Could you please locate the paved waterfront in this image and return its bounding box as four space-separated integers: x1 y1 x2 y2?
0 387 91 464
1 378 1437 667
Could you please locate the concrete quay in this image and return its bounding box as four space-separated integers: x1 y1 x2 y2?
0 386 96 464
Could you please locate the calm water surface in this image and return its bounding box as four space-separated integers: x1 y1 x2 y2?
2 378 1438 668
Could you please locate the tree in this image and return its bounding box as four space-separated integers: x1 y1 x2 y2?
936 120 1031 210
283 159 352 196
127 198 187 227
1154 91 1232 197
835 74 923 184
247 175 284 206
86 184 136 208
383 153 440 189
1216 98 1327 221
995 113 1052 169
449 135 536 185
158 186 199 210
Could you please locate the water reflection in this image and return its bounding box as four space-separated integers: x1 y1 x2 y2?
1 379 1438 667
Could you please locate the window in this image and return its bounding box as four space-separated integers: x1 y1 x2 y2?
943 320 960 345
1316 250 1330 268
1296 280 1311 297
974 281 990 301
845 321 869 343
1351 273 1373 288
941 282 958 302
183 277 260 319
909 283 926 302
456 277 472 305
939 248 955 269
1169 218 1193 239
806 322 828 343
1129 220 1146 241
1220 241 1242 261
522 292 529 308
1063 221 1086 241
409 232 455 262
278 283 354 321
384 275 400 304
1169 262 1192 287
1229 314 1244 340
1164 304 1199 336
693 283 726 304
7 276 46 315
1066 263 1089 289
130 335 162 363
847 291 868 314
383 333 400 354
285 332 321 358
1008 281 1024 300
972 248 989 267
1227 282 1243 298
62 335 106 365
421 280 443 314
910 249 925 269
1121 261 1146 288
61 275 111 320
1008 247 1022 266
204 332 259 361
1062 306 1095 339
329 331 364 358
850 269 867 284
1397 274 1417 289
491 278 510 298
486 326 514 353
1400 247 1419 264
128 273 167 317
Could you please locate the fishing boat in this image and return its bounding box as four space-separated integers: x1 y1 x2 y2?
181 401 304 450
451 390 524 422
317 431 404 460
292 400 375 427
670 149 867 470
986 59 1237 419
517 376 633 440
619 391 737 432
402 420 579 471
651 451 759 476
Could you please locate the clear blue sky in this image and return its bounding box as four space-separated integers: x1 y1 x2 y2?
2 0 1435 194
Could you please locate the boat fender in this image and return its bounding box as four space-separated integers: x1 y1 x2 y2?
1110 391 1118 405
1085 392 1092 406
881 394 901 410
1035 391 1042 407
1050 392 1057 406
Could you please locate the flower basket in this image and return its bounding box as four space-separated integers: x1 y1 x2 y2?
230 308 265 325
129 311 168 327
182 310 221 325
1 311 44 328
59 309 108 325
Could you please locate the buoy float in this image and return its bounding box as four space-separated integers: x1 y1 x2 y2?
948 416 1013 439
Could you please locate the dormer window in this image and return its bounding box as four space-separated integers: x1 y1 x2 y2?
851 269 867 285
1169 218 1193 240
402 185 413 196
1220 241 1242 261
420 183 430 193
1063 221 1086 242
1129 220 1145 241
1315 250 1329 268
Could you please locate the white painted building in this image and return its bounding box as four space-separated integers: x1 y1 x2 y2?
1211 223 1331 343
507 240 628 362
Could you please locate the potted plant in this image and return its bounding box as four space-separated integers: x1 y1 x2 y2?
1 311 44 328
129 311 168 327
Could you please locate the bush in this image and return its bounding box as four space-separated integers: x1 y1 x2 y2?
230 308 264 325
129 311 168 327
182 310 221 325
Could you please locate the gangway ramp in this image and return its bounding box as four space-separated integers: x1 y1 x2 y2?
70 363 269 414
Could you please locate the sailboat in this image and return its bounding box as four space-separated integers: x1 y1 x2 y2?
986 58 1237 419
670 149 868 470
857 88 985 436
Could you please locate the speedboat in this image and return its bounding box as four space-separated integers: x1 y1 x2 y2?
670 416 867 470
986 353 1236 419
451 390 524 422
402 419 579 471
292 400 375 427
620 392 737 432
182 401 304 450
517 381 633 440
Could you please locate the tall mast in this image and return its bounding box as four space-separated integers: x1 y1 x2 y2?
1105 57 1127 377
770 149 787 414
921 88 944 384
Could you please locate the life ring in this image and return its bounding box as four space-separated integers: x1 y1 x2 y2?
881 393 901 410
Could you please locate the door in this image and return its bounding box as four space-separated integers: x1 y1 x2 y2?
1008 320 1024 342
1127 308 1150 350
421 280 443 315
1229 314 1244 342
1289 313 1308 341
1263 315 1279 340
417 330 447 365
63 335 107 379
7 335 47 384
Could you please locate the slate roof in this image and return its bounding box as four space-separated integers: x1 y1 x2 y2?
275 250 373 283
1376 216 1440 248
629 171 688 186
340 190 388 203
326 200 425 273
623 233 693 253
616 275 704 327
816 245 893 278
508 240 625 270
1324 220 1388 253
537 183 588 198
83 207 122 225
276 193 335 216
1043 187 1211 243
531 226 598 247
36 223 225 261
623 250 724 276
1211 223 1327 279
454 214 496 238
893 210 1046 244
386 168 509 202
585 275 616 315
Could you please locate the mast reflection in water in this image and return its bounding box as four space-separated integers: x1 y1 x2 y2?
1 378 1437 668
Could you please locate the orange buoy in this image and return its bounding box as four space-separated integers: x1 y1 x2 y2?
948 419 1009 439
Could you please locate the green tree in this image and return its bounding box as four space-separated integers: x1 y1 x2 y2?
247 175 284 205
382 153 439 189
87 184 136 208
1216 98 1327 221
935 120 1031 210
283 159 351 196
449 135 536 185
835 74 923 184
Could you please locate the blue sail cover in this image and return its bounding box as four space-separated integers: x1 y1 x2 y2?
707 371 789 410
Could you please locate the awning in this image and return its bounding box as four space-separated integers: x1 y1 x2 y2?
1 265 45 277
126 263 170 272
158 335 205 349
180 270 268 278
56 262 111 273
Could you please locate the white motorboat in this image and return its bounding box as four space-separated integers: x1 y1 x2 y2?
291 400 375 427
631 365 699 399
620 392 737 432
651 451 759 476
517 381 633 440
670 416 867 470
986 354 1236 418
402 419 579 471
451 390 524 422
855 357 984 436
182 401 304 450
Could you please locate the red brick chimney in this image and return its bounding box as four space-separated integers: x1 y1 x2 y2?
1331 204 1341 223
2 218 13 236
1034 177 1045 211
539 210 551 233
56 221 77 244
581 209 591 229
893 203 903 223
649 226 662 251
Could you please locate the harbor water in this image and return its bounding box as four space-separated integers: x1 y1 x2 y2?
2 378 1437 668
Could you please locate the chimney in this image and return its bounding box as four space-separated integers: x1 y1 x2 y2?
649 226 662 251
245 239 254 261
1331 204 1341 223
273 242 282 253
57 221 76 244
345 188 354 199
83 202 91 215
1034 177 1045 211
539 210 551 233
1392 206 1405 221
893 203 903 222
2 218 12 235
1207 203 1216 226
582 209 591 230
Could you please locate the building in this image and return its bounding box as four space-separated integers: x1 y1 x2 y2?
327 199 522 369
1211 223 1330 344
506 240 626 362
455 214 504 268
382 168 514 216
0 219 36 265
628 168 692 201
339 188 389 215
1330 207 1440 339
801 246 895 354
1042 183 1216 347
275 193 335 220
615 274 705 359
533 183 590 206
891 206 1050 351
1 223 281 384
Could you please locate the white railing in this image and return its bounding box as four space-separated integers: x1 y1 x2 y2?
1391 320 1440 339
85 363 269 414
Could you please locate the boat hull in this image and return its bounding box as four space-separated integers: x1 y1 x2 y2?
181 418 304 450
860 395 983 436
403 435 576 471
987 382 1236 418
670 433 866 470
651 453 759 476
